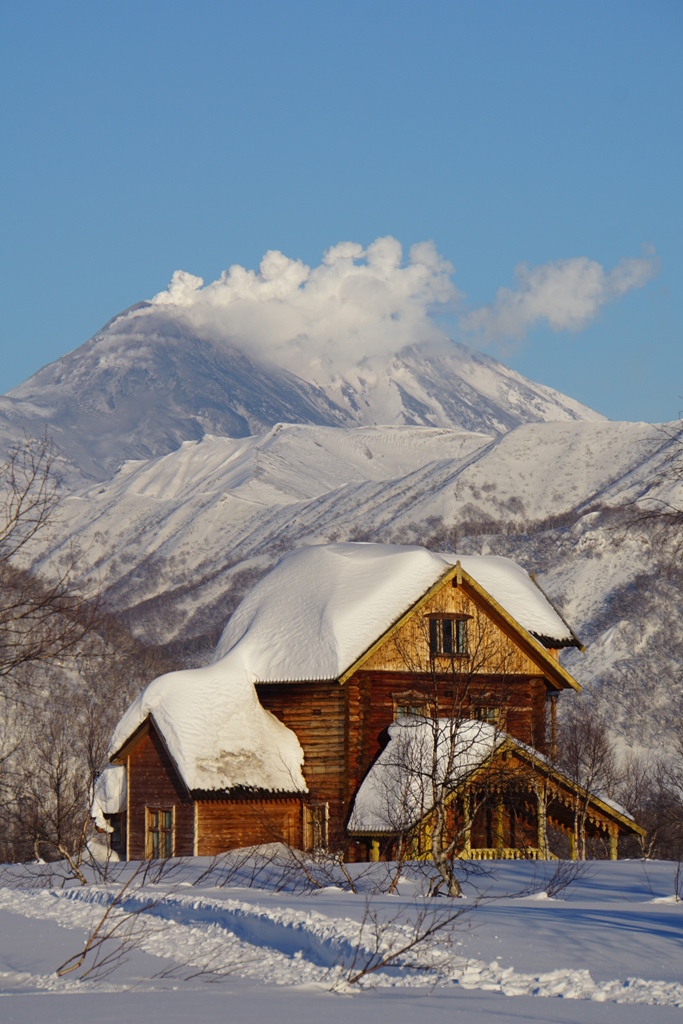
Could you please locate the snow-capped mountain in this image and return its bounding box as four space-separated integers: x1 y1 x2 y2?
2 292 680 749
1 301 601 481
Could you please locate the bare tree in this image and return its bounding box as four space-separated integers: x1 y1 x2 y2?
333 896 470 989
615 750 683 860
555 703 618 859
354 606 533 895
627 422 683 552
0 439 177 869
0 625 176 872
0 436 99 691
367 717 508 896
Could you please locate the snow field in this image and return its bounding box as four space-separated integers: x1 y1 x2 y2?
0 857 681 1018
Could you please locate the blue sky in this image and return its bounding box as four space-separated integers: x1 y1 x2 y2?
1 0 681 421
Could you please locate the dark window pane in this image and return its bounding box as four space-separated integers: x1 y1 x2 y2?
456 619 468 654
161 830 173 858
429 618 439 654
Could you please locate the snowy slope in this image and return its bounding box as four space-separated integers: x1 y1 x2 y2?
1 301 602 481
39 419 675 628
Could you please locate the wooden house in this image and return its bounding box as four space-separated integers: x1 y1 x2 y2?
94 543 643 861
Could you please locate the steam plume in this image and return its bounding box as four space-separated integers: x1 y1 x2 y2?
151 239 658 377
462 254 658 343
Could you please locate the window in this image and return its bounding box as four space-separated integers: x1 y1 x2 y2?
472 705 503 727
393 690 429 720
146 807 174 858
395 701 426 719
428 615 469 657
304 802 329 852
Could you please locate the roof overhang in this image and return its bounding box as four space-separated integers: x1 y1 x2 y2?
109 713 191 798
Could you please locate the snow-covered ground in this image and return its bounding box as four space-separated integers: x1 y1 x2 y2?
1 854 681 1023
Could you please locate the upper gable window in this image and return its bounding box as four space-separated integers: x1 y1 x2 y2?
427 614 469 657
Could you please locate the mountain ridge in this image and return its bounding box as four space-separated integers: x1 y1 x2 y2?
2 302 602 481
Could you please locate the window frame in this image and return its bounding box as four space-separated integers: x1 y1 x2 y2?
145 806 175 859
392 689 430 721
471 704 505 728
304 801 329 852
426 613 470 658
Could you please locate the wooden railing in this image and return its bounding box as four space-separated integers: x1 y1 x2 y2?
458 847 557 861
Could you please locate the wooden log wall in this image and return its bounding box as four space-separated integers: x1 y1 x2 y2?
347 669 549 792
256 682 347 844
127 725 194 859
196 796 303 856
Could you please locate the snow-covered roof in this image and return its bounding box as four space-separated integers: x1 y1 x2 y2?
456 555 577 648
109 654 307 794
213 542 577 683
349 718 501 833
91 764 127 831
348 718 636 834
108 541 575 797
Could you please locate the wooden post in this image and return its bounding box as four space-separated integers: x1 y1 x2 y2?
549 694 558 762
462 790 472 856
569 829 577 861
370 838 380 862
536 785 548 859
608 825 618 861
495 794 505 852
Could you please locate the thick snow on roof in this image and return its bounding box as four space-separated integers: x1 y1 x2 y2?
349 718 501 833
213 542 575 683
91 764 127 831
348 718 634 833
456 555 575 646
213 543 453 681
109 652 307 794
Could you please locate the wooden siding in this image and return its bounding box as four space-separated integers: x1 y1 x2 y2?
361 582 547 678
127 725 194 859
196 796 303 856
256 681 346 844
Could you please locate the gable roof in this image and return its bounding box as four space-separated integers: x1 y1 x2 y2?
213 542 581 685
348 718 642 837
108 655 308 794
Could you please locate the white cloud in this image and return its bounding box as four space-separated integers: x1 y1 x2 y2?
462 254 658 343
151 241 659 378
152 237 458 379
